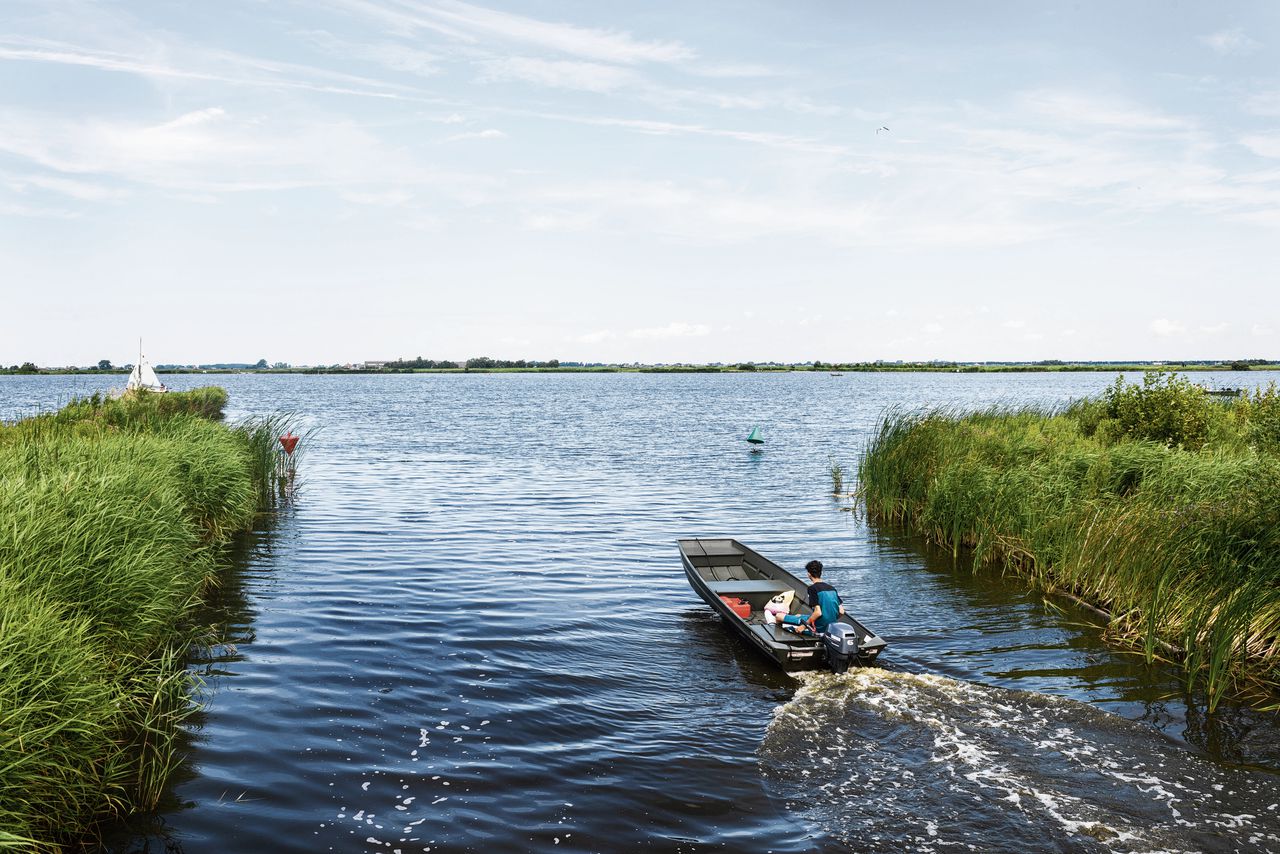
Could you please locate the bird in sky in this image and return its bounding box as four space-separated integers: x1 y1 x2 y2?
877 126 890 134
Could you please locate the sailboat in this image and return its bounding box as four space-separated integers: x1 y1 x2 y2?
127 340 168 393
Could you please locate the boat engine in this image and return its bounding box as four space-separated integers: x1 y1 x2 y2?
822 623 859 674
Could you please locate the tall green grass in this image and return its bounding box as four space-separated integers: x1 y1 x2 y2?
0 388 300 846
858 374 1280 710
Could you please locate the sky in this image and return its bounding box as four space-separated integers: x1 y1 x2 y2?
1 0 1278 366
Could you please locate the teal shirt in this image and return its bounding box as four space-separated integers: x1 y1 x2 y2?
807 582 842 631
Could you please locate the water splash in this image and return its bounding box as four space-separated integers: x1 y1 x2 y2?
761 670 1280 853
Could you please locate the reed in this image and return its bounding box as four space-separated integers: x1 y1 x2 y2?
829 456 845 494
0 388 299 846
858 375 1280 709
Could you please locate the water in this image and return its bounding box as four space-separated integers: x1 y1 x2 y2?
3 371 1279 853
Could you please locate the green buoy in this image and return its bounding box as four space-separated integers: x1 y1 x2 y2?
746 426 764 445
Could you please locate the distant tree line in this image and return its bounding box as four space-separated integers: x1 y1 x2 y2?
383 356 562 370
463 356 560 370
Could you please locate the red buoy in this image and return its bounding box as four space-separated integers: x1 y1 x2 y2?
279 432 299 455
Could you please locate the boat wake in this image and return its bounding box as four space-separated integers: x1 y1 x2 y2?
761 671 1280 853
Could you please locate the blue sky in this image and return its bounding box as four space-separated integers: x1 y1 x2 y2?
2 1 1278 365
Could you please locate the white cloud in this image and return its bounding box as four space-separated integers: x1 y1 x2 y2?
341 189 413 205
574 329 616 344
628 322 710 339
1201 28 1261 56
0 35 434 103
1002 319 1026 329
691 62 779 79
922 322 944 335
480 57 639 93
1199 322 1229 334
443 128 506 142
0 106 497 201
1251 323 1274 337
4 171 123 201
330 0 695 65
1150 318 1186 336
298 30 441 77
1020 90 1194 132
1244 91 1280 117
1241 133 1280 159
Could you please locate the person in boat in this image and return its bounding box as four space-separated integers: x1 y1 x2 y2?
780 560 845 635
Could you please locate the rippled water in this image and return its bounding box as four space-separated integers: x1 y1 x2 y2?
3 371 1279 853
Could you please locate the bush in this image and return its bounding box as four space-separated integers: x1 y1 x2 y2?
1236 381 1280 452
1100 371 1211 449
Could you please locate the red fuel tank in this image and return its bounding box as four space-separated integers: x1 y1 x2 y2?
718 596 751 620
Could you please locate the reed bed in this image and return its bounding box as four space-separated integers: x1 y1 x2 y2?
858 374 1280 710
0 388 299 847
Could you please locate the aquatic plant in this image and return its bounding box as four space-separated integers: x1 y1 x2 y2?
829 456 844 494
0 388 299 845
858 374 1280 710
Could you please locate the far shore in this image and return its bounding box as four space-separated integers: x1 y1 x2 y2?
2 360 1276 376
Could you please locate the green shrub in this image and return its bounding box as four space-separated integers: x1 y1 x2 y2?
1100 371 1211 449
1236 381 1280 452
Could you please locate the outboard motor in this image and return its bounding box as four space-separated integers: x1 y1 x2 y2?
822 623 859 674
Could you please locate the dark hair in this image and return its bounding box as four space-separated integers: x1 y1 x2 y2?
805 560 823 577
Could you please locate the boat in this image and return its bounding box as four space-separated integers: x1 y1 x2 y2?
678 538 887 671
126 340 168 393
829 371 844 377
1204 387 1243 397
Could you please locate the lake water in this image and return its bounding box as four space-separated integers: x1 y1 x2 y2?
4 371 1280 853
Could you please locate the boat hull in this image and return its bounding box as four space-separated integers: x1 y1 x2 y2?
678 538 887 672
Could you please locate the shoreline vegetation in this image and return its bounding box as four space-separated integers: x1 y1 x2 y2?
2 358 1276 376
858 372 1280 710
0 388 296 849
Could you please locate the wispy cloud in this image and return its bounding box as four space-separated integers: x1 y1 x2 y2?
0 35 441 102
1201 28 1261 56
1020 90 1195 132
442 128 506 142
1241 133 1280 159
480 57 639 93
0 106 496 201
297 29 441 77
327 0 695 64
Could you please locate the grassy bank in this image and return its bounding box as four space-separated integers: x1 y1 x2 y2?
859 373 1280 710
0 388 294 848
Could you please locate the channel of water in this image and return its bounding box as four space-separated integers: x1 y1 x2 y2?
4 371 1278 852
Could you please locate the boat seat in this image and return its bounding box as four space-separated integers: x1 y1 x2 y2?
708 565 744 582
705 580 794 595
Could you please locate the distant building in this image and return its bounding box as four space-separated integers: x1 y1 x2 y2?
363 361 388 369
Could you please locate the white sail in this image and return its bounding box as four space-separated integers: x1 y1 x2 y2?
127 355 166 391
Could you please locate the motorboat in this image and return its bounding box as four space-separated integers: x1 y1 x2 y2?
678 538 886 671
